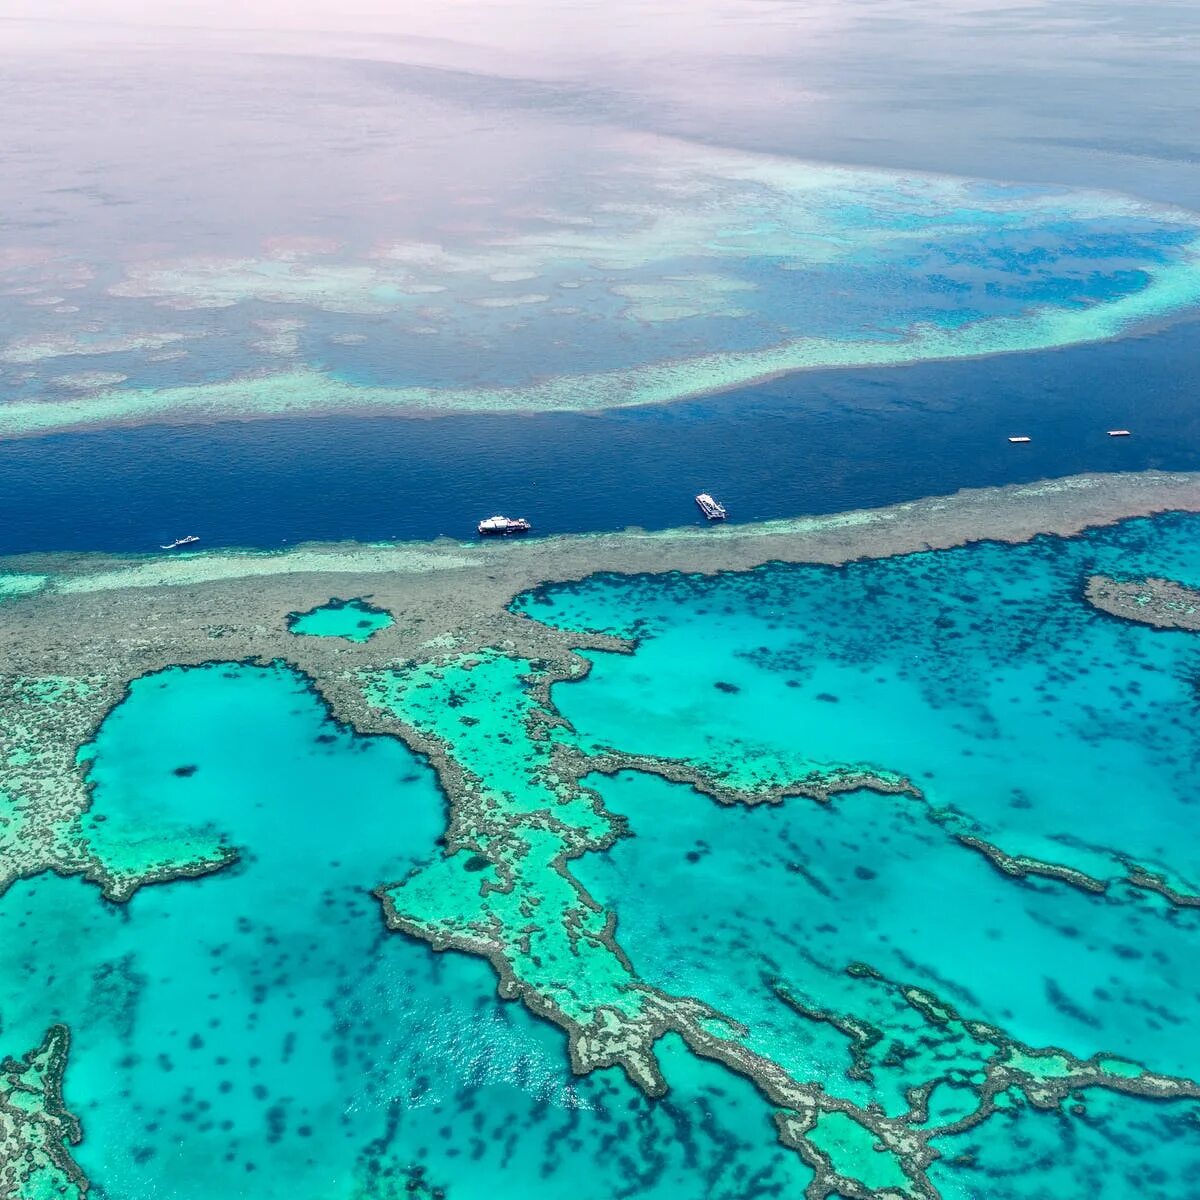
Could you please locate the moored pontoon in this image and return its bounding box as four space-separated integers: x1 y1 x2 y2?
695 493 727 520
478 515 531 536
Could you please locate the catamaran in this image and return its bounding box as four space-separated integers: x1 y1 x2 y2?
695 493 727 521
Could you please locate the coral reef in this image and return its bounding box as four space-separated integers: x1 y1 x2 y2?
3 472 1200 1193
1085 573 1200 631
0 1025 88 1200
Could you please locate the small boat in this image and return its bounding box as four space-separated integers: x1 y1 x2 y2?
695 493 727 520
478 515 531 536
1108 429 1132 437
160 535 200 550
1007 436 1032 444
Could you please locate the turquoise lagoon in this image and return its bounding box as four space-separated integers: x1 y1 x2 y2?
524 517 1200 1075
7 514 1200 1195
0 664 815 1199
287 597 394 642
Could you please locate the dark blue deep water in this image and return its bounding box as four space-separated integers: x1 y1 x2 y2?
1 320 1196 553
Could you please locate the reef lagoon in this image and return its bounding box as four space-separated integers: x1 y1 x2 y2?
287 597 395 642
3 473 1200 1199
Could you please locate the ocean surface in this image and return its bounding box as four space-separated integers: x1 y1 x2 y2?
0 318 1198 554
5 515 1200 1195
5 1 1200 1196
1 3 1200 552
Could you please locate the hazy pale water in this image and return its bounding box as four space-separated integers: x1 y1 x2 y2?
3 183 1192 409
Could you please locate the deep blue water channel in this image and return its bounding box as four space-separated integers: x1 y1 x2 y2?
1 322 1197 554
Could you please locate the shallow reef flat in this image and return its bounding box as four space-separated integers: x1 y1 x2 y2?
1084 573 1200 632
4 469 1200 1198
0 1025 85 1199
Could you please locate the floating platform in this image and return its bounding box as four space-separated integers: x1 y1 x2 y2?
1008 436 1032 444
695 493 728 520
1108 429 1132 437
478 515 531 536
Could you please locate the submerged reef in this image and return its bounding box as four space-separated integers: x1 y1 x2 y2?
363 645 912 1102
4 470 1200 1196
0 1025 87 1200
955 832 1200 908
1085 573 1200 631
0 673 237 902
768 965 1200 1196
5 135 1200 435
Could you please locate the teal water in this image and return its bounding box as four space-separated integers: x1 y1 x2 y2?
520 514 1200 901
0 663 816 1198
513 512 1200 1189
7 515 1200 1195
928 1086 1200 1199
287 597 394 642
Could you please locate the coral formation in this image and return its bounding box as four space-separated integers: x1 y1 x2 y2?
1085 573 1200 631
3 471 1200 1193
0 1026 88 1200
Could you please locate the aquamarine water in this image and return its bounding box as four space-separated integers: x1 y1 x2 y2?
520 514 1200 900
0 663 816 1198
515 513 1200 1189
287 597 394 642
6 514 1200 1195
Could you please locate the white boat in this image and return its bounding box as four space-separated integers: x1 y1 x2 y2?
695 493 727 520
478 515 531 536
1008 436 1032 444
1108 429 1132 437
160 535 200 550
